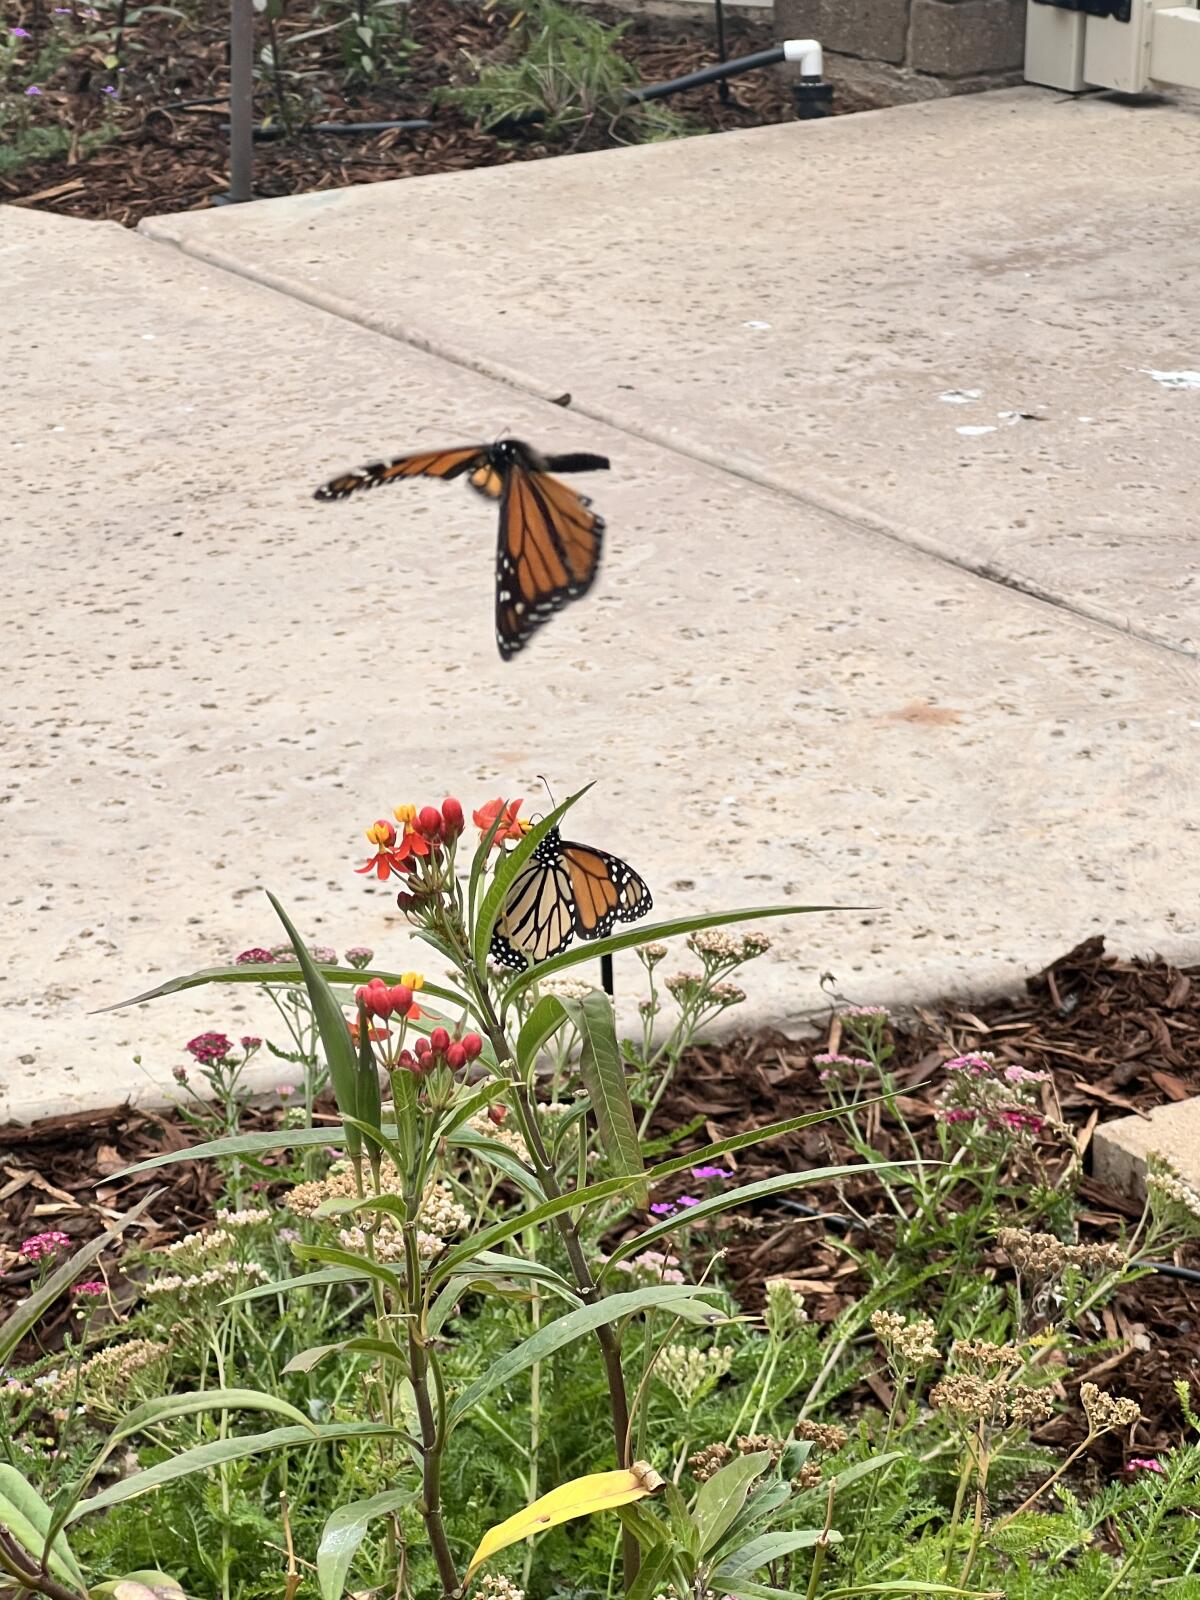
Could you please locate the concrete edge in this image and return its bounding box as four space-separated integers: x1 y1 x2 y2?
134 214 1196 664
9 935 1200 1128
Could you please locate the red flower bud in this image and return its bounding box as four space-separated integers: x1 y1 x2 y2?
445 1041 467 1071
398 1049 417 1072
417 805 443 841
368 976 388 989
396 892 417 911
414 1035 431 1056
367 989 395 1019
388 984 413 1013
488 1104 508 1125
429 1026 450 1054
461 1032 484 1061
441 797 465 838
354 985 370 1006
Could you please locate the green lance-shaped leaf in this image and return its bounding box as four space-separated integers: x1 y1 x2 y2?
0 1465 88 1594
448 1285 722 1425
66 1423 402 1521
98 963 464 1014
515 993 568 1076
715 1528 842 1581
317 1489 416 1600
267 891 362 1154
695 1451 774 1556
48 1389 315 1547
563 990 644 1191
473 785 590 975
603 1165 918 1277
501 902 863 1005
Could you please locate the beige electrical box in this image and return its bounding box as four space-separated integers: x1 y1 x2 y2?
1026 0 1200 92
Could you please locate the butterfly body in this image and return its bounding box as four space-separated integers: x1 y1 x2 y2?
314 439 608 659
490 825 652 970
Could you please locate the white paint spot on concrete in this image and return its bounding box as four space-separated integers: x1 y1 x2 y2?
956 425 997 437
141 333 157 340
743 321 771 330
1142 369 1200 390
939 389 982 404
1078 416 1095 423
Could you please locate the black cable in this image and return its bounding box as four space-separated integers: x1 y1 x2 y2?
218 118 432 140
774 1198 1200 1284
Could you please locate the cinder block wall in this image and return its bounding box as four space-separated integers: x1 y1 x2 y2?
775 0 1026 81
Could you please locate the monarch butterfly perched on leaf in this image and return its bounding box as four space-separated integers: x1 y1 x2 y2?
491 825 653 969
314 440 609 659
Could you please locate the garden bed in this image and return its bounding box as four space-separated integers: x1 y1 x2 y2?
1 0 871 226
5 935 1197 1457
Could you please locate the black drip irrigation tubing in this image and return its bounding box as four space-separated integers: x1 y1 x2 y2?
775 1198 1200 1286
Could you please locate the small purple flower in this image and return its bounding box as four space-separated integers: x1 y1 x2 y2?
276 1083 295 1098
691 1165 732 1180
12 26 31 36
278 1227 300 1244
650 1202 676 1217
101 84 116 94
25 84 42 95
676 1194 701 1208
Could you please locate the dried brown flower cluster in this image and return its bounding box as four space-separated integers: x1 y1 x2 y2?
737 1432 782 1460
792 1460 824 1489
870 1309 940 1365
688 929 772 961
465 1111 529 1163
951 1338 1024 1371
1080 1382 1141 1433
793 1419 848 1453
688 1441 732 1482
929 1374 1010 1426
998 1227 1126 1278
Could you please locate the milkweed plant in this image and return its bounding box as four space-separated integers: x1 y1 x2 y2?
2 788 1197 1600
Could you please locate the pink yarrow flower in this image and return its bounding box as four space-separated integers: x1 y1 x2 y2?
19 1231 70 1262
71 1281 106 1297
235 947 275 964
186 1031 233 1064
1126 1457 1164 1474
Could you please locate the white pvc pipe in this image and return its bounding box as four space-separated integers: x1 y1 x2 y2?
782 38 824 76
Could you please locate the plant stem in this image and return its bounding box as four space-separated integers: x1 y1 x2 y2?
473 981 639 1588
991 1432 1098 1532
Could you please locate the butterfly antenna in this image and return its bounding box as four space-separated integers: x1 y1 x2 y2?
536 775 557 808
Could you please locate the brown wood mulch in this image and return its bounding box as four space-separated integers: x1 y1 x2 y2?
3 937 1197 1452
2 0 867 227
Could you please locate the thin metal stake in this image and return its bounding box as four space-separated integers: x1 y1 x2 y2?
227 0 255 202
601 953 614 998
713 0 731 104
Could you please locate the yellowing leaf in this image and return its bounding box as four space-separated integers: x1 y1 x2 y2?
466 1463 663 1581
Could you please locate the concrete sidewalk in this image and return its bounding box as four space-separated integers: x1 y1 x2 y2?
3 86 1199 1124
140 88 1200 657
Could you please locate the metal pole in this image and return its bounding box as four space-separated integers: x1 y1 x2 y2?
713 0 731 103
601 953 614 998
227 0 254 202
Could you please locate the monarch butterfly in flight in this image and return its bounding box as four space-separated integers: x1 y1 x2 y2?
314 440 609 659
491 825 653 969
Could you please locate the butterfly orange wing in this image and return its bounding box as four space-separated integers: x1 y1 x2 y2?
314 446 489 501
561 843 652 941
495 463 604 658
